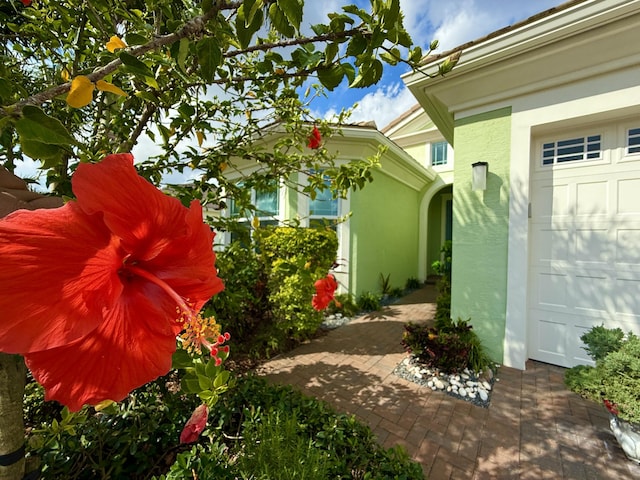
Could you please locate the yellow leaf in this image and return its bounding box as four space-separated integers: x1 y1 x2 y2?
96 80 127 98
66 76 95 108
196 131 205 147
61 67 70 82
94 399 115 411
252 216 260 229
219 162 227 172
106 35 127 53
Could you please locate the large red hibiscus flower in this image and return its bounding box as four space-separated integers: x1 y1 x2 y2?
0 154 224 411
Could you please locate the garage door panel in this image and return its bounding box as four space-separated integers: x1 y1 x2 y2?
576 181 609 216
615 276 640 318
573 273 609 313
575 228 611 264
533 228 570 263
616 229 640 267
617 178 640 213
535 271 569 308
537 183 570 218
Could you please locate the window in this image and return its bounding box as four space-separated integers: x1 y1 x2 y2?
542 135 601 165
227 182 280 243
431 141 448 166
628 128 640 155
308 172 339 229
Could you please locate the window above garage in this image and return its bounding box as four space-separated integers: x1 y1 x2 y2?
628 128 640 155
542 134 602 166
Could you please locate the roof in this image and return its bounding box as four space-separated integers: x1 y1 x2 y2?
418 0 590 66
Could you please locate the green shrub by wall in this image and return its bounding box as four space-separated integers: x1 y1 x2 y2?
212 226 338 356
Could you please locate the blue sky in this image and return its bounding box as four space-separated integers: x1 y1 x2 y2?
305 0 565 130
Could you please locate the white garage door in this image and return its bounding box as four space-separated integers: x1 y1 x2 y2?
528 122 640 367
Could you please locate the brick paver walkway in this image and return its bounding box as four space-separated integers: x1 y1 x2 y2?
257 285 640 479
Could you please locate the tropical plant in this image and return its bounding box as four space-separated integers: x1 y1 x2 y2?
402 317 491 373
357 291 382 312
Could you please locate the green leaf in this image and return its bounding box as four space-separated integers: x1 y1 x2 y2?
214 370 231 388
171 348 194 369
268 2 295 37
204 357 220 378
236 5 264 49
324 43 339 64
15 106 77 146
380 48 400 66
196 37 222 83
197 374 212 390
276 0 303 31
174 38 190 73
119 52 154 78
317 63 344 91
346 35 368 57
350 58 383 88
124 33 147 46
181 377 201 393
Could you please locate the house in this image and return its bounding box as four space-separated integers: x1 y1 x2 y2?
221 123 450 297
222 0 640 371
402 0 640 369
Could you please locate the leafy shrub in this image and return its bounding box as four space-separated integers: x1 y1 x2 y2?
238 412 330 479
357 291 382 311
402 318 491 373
27 376 201 480
580 324 625 362
595 334 640 423
211 241 268 343
156 376 424 479
388 286 404 298
565 327 640 423
405 277 421 290
564 364 602 402
213 226 338 356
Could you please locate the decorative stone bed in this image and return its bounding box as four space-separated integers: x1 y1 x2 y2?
393 355 499 408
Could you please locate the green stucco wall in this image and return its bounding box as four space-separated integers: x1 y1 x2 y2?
349 170 420 296
451 107 512 362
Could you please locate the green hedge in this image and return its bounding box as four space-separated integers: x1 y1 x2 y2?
211 226 338 356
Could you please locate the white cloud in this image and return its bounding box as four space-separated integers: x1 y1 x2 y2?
345 83 417 130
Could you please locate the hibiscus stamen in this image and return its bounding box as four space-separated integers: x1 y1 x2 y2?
123 265 230 357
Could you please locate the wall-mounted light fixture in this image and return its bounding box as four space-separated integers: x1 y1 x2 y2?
471 161 488 191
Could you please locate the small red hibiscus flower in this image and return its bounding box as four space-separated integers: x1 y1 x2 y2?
312 274 337 311
0 154 224 411
604 399 619 416
307 125 322 149
180 404 209 444
20 0 32 6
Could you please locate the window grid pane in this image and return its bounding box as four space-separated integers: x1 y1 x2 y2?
628 128 640 154
255 188 278 217
431 141 448 166
542 135 601 165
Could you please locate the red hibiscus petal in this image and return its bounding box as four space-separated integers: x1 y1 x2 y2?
24 284 182 411
0 203 123 353
72 154 194 262
142 201 223 305
307 126 322 149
